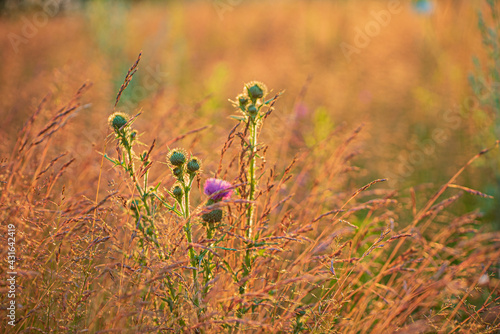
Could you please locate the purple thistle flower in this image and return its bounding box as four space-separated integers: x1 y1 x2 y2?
204 178 233 201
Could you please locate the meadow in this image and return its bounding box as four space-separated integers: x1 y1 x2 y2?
0 0 499 332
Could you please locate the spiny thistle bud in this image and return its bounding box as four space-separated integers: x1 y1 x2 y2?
247 104 258 117
173 166 183 179
202 209 223 223
168 148 187 167
187 157 201 174
238 94 249 107
130 130 138 140
172 184 183 200
246 81 267 100
108 112 129 132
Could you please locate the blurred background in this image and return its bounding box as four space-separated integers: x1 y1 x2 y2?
0 0 498 227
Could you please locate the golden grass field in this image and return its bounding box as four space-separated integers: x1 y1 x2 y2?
0 0 499 333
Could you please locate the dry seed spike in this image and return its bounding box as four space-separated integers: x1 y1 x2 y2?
216 123 240 178
115 52 142 107
36 152 68 180
448 184 494 199
165 125 211 147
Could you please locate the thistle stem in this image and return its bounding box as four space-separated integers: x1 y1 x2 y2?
241 117 258 296
247 118 258 239
182 178 201 309
202 226 214 296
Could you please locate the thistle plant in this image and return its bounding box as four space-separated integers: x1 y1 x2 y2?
230 81 281 296
167 148 202 304
105 111 207 316
106 66 281 328
105 112 168 255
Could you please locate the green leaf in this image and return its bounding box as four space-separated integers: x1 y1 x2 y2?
214 246 237 251
263 90 284 105
229 115 246 122
103 154 121 166
153 182 161 192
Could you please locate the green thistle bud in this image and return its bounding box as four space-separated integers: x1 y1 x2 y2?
202 209 223 223
187 157 201 174
246 81 267 100
168 148 187 167
172 184 183 199
238 94 249 107
108 112 129 131
247 104 258 117
172 166 183 179
130 130 138 141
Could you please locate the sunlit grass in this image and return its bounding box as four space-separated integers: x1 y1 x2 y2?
0 0 499 333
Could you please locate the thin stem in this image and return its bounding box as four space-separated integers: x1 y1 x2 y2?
247 118 258 239
240 118 258 296
152 193 182 216
120 131 165 256
181 178 201 309
202 226 214 296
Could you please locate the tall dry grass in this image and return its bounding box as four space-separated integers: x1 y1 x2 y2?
0 0 499 333
0 73 499 332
